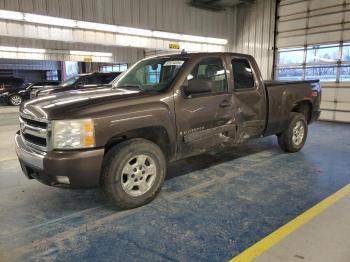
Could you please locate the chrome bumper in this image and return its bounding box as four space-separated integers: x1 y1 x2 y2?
15 132 45 170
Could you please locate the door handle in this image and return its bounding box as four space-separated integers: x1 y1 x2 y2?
220 100 232 108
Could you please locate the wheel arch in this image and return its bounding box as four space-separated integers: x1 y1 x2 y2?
104 126 173 161
291 100 312 124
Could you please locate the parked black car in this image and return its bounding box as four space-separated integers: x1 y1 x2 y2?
0 77 25 106
0 78 60 106
31 72 121 98
20 81 61 102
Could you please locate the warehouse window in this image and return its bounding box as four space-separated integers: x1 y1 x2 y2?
278 48 304 65
100 64 128 73
275 43 350 82
276 67 303 81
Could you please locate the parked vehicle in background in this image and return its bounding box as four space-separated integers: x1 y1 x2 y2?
0 77 25 106
20 81 61 102
15 52 321 209
31 72 121 98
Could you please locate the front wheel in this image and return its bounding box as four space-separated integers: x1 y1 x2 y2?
9 94 23 106
101 138 166 209
277 112 308 153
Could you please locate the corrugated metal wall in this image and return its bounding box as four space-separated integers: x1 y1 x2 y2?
276 0 350 123
231 0 276 80
0 0 231 39
0 0 233 64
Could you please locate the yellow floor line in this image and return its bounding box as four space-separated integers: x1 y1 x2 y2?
229 183 350 262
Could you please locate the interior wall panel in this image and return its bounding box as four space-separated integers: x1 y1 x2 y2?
231 0 276 80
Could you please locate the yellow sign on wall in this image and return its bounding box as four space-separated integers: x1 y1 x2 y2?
169 43 180 49
84 57 93 62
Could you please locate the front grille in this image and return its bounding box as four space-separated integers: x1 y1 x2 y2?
20 115 48 151
23 133 47 147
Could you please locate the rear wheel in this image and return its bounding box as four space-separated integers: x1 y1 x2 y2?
277 112 308 153
101 138 166 209
9 94 22 106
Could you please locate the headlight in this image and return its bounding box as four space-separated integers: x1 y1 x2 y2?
52 119 95 149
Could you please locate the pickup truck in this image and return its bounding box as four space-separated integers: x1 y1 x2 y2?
15 52 321 209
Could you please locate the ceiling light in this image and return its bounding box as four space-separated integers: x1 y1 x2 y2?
0 46 46 53
0 46 18 52
76 21 118 32
117 26 153 37
17 47 46 53
182 34 206 43
24 13 76 27
206 37 228 45
153 31 182 40
0 10 23 20
70 50 113 57
90 52 113 57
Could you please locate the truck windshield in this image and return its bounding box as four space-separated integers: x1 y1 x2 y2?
61 76 79 87
113 58 185 92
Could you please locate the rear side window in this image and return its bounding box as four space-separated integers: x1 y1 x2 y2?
100 74 118 84
188 57 227 93
84 75 101 85
232 59 255 90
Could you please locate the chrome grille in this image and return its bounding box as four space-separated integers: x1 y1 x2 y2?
19 115 49 151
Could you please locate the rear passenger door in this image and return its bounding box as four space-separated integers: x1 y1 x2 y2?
230 56 267 141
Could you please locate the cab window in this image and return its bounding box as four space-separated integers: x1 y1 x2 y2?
231 58 255 90
187 57 227 94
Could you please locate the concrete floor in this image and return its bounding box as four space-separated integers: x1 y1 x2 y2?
0 106 349 261
256 192 350 262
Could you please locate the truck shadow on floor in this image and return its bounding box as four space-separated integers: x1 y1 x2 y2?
166 137 279 180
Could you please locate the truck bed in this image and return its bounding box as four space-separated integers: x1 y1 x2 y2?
264 80 319 86
263 79 321 136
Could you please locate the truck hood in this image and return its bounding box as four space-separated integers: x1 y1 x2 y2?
21 87 143 120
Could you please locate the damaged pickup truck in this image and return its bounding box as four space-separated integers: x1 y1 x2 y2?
15 52 321 209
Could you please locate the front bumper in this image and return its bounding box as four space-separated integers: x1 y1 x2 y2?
15 132 104 188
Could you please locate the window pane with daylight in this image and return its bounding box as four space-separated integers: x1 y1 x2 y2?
305 66 336 82
277 49 304 65
342 45 350 61
340 66 350 82
306 45 340 63
276 67 303 80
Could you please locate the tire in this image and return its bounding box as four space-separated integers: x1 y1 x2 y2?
9 94 23 106
101 138 166 209
277 112 308 153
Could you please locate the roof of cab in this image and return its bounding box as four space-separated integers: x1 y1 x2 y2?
144 52 253 60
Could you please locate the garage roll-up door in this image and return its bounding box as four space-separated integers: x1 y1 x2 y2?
275 0 350 123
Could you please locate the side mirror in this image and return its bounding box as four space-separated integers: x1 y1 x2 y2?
184 79 213 96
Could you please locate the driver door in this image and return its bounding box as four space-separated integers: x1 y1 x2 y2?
174 56 235 158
